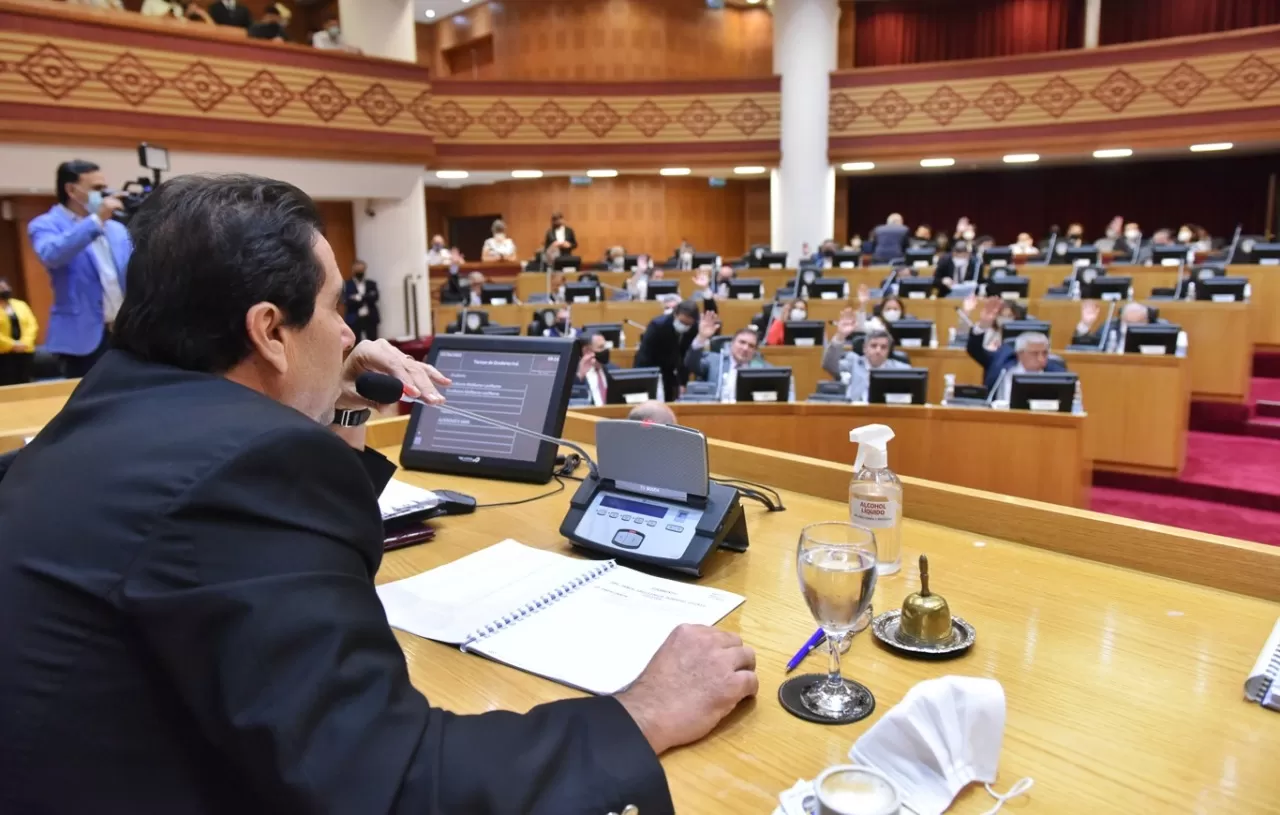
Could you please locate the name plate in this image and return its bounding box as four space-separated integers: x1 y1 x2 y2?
913 261 929 268
1074 259 1090 267
1261 258 1279 266
821 291 839 300
623 392 648 405
1139 345 1167 355
769 263 783 269
990 259 1008 267
751 391 779 402
491 298 508 306
839 261 856 269
737 293 755 300
899 338 923 348
563 266 578 272
1211 293 1237 302
1161 258 1182 266
1028 399 1062 412
1101 292 1122 301
1001 291 1020 300
908 291 927 299
884 392 913 405
793 337 816 347
573 296 591 303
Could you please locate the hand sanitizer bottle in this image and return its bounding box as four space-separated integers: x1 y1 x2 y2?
849 424 903 576
943 373 956 405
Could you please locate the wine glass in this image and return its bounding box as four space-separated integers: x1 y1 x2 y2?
796 521 878 719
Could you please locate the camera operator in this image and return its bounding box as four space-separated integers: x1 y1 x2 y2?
27 160 132 377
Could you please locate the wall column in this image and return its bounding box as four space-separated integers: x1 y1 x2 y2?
337 0 428 336
771 0 839 260
1084 0 1102 48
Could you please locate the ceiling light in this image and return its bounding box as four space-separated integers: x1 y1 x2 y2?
424 8 435 17
1003 153 1040 163
734 166 766 174
435 170 468 179
586 169 618 178
660 167 691 176
1092 148 1132 159
747 0 762 4
919 157 955 168
841 161 875 171
510 170 543 179
1190 142 1233 152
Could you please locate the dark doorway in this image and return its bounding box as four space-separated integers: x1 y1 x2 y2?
450 214 501 263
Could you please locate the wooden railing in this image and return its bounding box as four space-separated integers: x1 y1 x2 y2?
828 25 1280 161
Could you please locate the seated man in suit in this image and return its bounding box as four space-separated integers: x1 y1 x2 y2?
932 241 981 297
575 331 619 406
867 213 909 264
967 298 1066 399
0 174 757 814
1072 300 1154 350
685 312 770 401
822 309 910 402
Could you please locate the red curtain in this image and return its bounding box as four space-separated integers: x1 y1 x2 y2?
845 153 1277 247
854 0 1084 67
1100 0 1280 45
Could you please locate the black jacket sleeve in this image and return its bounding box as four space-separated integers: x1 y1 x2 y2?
121 426 671 815
932 258 954 296
965 325 994 370
0 449 17 484
683 346 709 382
1072 328 1103 347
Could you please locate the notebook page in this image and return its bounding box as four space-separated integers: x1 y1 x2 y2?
378 479 440 519
472 565 745 695
377 540 599 644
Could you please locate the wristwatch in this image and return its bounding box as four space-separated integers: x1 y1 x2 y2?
332 407 373 427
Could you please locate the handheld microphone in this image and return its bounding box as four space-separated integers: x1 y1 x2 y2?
355 372 600 480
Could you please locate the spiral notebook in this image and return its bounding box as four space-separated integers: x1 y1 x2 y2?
1245 617 1280 712
376 539 745 695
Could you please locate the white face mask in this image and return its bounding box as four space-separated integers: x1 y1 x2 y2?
1124 229 1140 240
672 318 692 334
881 309 901 323
1177 230 1192 243
850 676 1032 815
790 309 807 321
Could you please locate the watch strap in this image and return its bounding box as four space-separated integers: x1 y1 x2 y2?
333 407 373 427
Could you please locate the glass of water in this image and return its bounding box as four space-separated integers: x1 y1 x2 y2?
796 521 878 718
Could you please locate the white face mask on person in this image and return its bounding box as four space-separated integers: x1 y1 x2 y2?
790 309 807 321
1178 230 1193 243
672 318 692 334
881 308 902 323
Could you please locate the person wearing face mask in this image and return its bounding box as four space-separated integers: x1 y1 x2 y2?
465 271 486 306
932 241 981 298
247 3 292 41
764 298 808 346
0 278 38 387
874 295 908 326
685 315 771 402
342 260 379 342
1138 228 1173 264
481 219 518 262
206 0 252 28
425 234 449 267
635 299 700 401
544 211 577 255
544 307 577 338
575 332 619 407
1113 222 1143 259
1055 222 1086 256
1010 232 1039 257
311 17 360 53
27 160 132 378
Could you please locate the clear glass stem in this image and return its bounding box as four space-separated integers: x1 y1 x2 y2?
825 631 848 690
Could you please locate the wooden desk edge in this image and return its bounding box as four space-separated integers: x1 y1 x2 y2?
370 413 1279 601
0 378 78 403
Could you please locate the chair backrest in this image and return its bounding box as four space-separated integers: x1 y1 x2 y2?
891 350 911 364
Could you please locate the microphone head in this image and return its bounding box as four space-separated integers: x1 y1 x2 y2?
355 371 405 405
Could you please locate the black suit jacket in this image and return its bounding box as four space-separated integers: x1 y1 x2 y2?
634 312 694 400
966 328 1067 391
207 1 252 27
343 277 380 326
0 351 670 814
932 255 983 297
544 225 578 252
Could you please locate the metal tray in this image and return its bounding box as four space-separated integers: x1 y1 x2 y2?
871 609 975 658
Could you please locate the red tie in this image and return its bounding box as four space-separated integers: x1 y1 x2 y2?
596 367 608 405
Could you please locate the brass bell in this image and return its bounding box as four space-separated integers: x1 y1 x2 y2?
899 555 952 645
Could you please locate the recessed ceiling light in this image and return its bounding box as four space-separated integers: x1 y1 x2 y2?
435 170 468 179
510 170 543 179
747 0 762 4
734 166 766 174
586 169 618 178
841 161 875 171
919 157 955 168
1003 153 1040 163
1189 142 1233 152
425 8 435 17
1092 148 1133 159
660 167 691 176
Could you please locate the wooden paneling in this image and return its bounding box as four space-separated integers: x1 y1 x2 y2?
0 202 22 298
420 0 773 80
440 177 768 263
837 0 856 70
316 200 356 278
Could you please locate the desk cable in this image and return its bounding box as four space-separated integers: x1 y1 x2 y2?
712 477 786 512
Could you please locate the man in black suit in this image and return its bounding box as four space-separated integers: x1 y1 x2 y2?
544 210 578 254
866 212 909 264
932 241 982 297
635 298 699 400
0 174 757 814
343 259 380 342
207 0 252 28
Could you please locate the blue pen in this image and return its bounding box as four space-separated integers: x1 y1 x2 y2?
785 628 826 673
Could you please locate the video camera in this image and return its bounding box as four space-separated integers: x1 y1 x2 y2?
112 142 169 223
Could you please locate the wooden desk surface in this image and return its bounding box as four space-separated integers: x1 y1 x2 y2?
373 417 1280 814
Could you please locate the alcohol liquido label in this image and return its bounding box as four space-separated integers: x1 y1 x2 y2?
851 495 899 529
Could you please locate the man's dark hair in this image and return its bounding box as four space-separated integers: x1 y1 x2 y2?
734 327 758 343
113 174 326 374
673 299 699 320
55 160 100 206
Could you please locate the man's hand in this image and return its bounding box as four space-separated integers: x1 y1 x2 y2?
856 283 870 307
96 196 123 222
697 310 720 340
962 293 978 315
978 296 1002 328
941 276 954 288
835 307 859 339
1080 300 1100 326
617 624 757 755
336 339 450 410
576 348 597 380
692 270 710 290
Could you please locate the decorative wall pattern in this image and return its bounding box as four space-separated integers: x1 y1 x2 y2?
829 26 1280 157
0 2 434 163
431 78 781 165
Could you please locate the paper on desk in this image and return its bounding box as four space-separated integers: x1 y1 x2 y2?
378 478 440 519
777 779 816 815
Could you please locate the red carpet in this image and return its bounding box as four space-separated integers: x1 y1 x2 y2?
1090 486 1280 546
1094 431 1280 512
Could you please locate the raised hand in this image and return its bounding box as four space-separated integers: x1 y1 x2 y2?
698 310 720 340
856 283 870 306
692 269 710 290
1081 300 1100 326
962 293 978 315
576 348 597 380
835 307 860 339
978 296 1002 327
